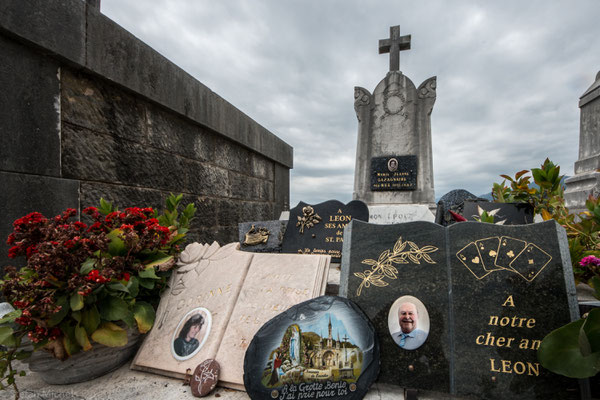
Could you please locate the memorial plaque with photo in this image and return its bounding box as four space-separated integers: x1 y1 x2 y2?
132 242 330 390
370 155 417 191
281 200 369 262
340 220 584 399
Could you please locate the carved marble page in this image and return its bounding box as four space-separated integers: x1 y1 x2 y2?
215 252 331 390
132 242 252 379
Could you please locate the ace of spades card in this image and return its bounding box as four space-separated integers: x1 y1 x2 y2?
456 242 489 279
509 243 552 282
494 236 527 271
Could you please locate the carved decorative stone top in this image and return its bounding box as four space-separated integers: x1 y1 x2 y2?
378 25 411 72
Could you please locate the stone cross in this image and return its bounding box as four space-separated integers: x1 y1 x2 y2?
378 25 411 72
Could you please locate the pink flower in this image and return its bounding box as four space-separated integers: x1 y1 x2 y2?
579 256 600 267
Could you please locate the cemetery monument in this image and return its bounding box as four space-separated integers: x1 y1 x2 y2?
353 26 437 224
565 70 600 213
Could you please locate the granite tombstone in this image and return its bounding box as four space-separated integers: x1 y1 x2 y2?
281 200 369 262
352 26 436 209
462 200 534 225
243 296 380 400
340 220 584 399
565 70 600 214
434 189 482 226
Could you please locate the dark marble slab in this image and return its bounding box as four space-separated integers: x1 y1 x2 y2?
243 295 379 400
340 220 585 399
238 220 287 253
281 200 369 262
370 155 417 191
462 200 534 225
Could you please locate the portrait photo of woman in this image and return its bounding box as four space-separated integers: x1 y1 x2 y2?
171 307 212 361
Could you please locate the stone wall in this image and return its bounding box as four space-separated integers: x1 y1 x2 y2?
0 0 292 270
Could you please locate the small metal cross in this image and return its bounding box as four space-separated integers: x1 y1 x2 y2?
379 25 411 72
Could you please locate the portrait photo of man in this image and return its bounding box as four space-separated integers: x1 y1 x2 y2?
388 297 429 350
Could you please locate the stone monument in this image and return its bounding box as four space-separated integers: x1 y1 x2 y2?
565 70 600 213
352 26 437 224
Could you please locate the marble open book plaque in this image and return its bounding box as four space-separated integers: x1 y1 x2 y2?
132 242 330 390
340 220 584 400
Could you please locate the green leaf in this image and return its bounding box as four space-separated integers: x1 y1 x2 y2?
98 296 131 322
80 258 96 275
582 308 600 354
138 278 155 290
0 326 15 346
138 266 160 280
81 306 101 335
538 313 600 378
48 296 70 327
15 350 31 360
74 325 92 351
0 309 21 325
107 282 130 294
133 302 156 334
61 324 82 356
70 293 84 311
107 229 127 257
144 255 173 270
99 198 115 215
126 276 139 298
91 322 127 347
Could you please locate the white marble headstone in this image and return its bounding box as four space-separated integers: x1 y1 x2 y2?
368 204 434 225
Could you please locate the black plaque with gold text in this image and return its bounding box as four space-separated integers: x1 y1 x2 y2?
340 220 585 399
281 200 369 262
370 155 417 191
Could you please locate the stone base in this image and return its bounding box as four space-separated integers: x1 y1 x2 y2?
367 204 435 225
564 171 600 213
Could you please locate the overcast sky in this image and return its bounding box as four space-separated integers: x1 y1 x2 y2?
100 0 600 207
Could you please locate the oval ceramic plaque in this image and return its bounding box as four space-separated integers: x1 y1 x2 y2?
243 296 379 400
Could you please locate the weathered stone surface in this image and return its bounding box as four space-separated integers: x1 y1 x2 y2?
0 172 79 271
238 220 287 253
565 70 600 213
369 204 434 224
0 0 85 64
340 220 583 399
282 200 369 262
243 296 380 400
84 7 292 168
191 359 220 397
0 36 61 176
274 163 291 218
251 153 274 181
434 189 482 226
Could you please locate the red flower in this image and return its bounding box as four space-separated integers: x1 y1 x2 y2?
73 221 87 230
121 272 131 282
6 233 16 245
8 245 21 258
120 224 134 231
26 245 38 258
85 269 109 284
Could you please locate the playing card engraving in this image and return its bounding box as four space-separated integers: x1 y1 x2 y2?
456 236 552 282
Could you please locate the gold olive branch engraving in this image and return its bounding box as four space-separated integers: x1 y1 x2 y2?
353 236 438 296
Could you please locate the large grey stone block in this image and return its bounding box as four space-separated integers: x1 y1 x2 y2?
0 171 79 271
565 70 600 212
84 7 292 168
0 0 85 64
0 35 61 176
273 163 290 219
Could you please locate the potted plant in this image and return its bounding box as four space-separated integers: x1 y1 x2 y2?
0 194 196 396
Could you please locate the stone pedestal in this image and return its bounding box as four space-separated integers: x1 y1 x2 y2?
565 70 600 213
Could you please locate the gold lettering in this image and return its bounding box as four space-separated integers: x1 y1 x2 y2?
526 319 536 328
528 362 540 376
530 339 540 350
501 360 511 373
488 316 499 326
500 317 510 326
502 295 515 307
513 361 526 375
490 358 501 372
476 335 484 345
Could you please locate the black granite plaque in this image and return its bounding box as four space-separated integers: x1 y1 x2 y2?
238 220 287 253
370 155 417 191
243 296 380 400
281 200 369 262
340 220 585 399
462 200 534 225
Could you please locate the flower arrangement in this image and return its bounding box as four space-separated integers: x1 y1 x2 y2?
0 194 195 394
